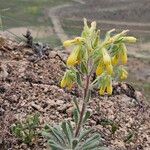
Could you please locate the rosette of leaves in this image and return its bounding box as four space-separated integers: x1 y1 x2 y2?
42 122 104 150
43 98 108 150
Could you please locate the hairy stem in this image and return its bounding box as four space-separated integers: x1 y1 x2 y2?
75 75 90 137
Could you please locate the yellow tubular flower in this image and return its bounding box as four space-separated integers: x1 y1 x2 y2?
67 47 80 67
60 77 67 88
60 72 69 88
111 54 119 65
120 44 127 64
102 48 111 66
63 37 85 47
120 68 128 80
96 62 104 76
106 64 113 75
63 39 75 47
106 79 113 95
66 81 73 90
60 70 76 89
122 36 136 43
74 37 85 44
107 84 113 95
99 86 106 95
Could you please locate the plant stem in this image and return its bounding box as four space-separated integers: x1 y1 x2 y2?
75 75 90 137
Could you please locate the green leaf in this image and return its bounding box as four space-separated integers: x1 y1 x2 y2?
44 124 51 130
44 125 64 145
42 131 51 138
78 129 93 142
61 122 72 145
83 110 91 124
76 71 82 87
82 140 100 150
80 62 88 74
51 127 65 145
80 134 101 149
111 124 118 134
72 138 79 149
73 109 79 125
67 121 74 137
32 113 40 126
48 140 64 150
11 124 24 139
73 97 80 113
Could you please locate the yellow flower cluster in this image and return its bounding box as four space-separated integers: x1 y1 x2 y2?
60 70 76 90
111 37 136 66
61 19 136 95
99 75 112 95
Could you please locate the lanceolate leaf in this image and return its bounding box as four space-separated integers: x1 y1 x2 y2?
50 127 64 145
73 97 80 113
61 122 72 145
80 62 88 74
79 134 101 149
48 140 64 150
73 109 79 125
76 71 82 87
67 121 74 137
78 129 93 142
82 140 100 150
83 110 91 124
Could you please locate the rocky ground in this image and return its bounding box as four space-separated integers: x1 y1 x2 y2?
0 37 150 150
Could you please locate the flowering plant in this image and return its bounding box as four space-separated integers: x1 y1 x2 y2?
43 19 136 150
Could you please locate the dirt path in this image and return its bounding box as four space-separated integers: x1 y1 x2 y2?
46 1 86 52
47 4 70 43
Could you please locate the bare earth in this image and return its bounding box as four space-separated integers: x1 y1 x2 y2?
0 37 150 150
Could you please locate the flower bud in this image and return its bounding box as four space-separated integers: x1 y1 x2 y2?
99 86 106 95
120 68 128 80
120 44 127 64
60 77 67 88
74 37 85 44
111 54 119 65
63 39 75 47
106 81 113 95
122 36 136 43
96 62 103 76
102 48 111 66
106 64 113 75
67 47 80 67
63 37 85 47
60 70 76 89
90 21 96 33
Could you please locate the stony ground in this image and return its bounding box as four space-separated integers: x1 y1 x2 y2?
0 37 150 150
